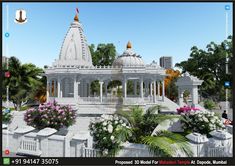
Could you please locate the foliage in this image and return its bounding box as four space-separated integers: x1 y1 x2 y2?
203 99 216 110
89 43 116 66
142 130 193 157
89 114 132 156
24 101 76 130
2 57 44 111
177 106 200 114
180 110 224 135
2 109 12 123
164 69 181 100
89 43 117 94
117 105 177 143
175 36 233 101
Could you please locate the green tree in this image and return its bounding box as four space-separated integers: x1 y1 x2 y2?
89 43 117 94
175 36 233 100
90 43 116 66
2 57 44 110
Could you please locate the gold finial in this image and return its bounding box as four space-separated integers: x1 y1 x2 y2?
74 8 79 22
74 14 79 22
127 41 132 49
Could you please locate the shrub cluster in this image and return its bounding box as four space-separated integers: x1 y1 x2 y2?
24 101 76 130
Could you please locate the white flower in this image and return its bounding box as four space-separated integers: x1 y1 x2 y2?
103 121 107 126
103 127 107 131
103 137 106 140
115 120 118 124
119 119 123 123
114 115 119 121
122 123 126 127
107 124 113 133
110 135 115 141
103 149 108 155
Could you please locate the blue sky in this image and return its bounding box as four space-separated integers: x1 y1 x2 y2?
2 2 233 68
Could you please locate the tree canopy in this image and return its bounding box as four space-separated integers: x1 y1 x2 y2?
175 36 233 100
2 57 45 110
89 43 117 94
89 43 116 66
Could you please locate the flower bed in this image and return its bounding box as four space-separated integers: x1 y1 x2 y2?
24 101 76 130
180 110 224 134
177 105 200 114
89 114 132 156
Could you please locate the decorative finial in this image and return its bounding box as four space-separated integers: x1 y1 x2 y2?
127 41 132 49
74 8 79 22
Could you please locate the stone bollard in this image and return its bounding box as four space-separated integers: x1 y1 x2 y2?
36 127 57 157
209 130 233 157
186 132 208 157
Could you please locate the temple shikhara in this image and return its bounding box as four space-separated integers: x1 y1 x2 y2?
44 11 200 114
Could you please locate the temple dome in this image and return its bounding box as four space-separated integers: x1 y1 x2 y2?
112 42 145 67
53 12 93 67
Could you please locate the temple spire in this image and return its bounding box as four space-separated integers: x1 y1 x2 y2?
74 8 79 22
127 41 132 49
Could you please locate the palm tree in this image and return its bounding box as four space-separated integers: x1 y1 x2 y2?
116 105 193 157
142 130 193 157
116 105 177 142
2 57 44 110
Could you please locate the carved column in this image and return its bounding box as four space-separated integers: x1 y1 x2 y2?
99 81 104 103
153 80 156 103
157 81 160 100
57 77 61 98
162 80 165 101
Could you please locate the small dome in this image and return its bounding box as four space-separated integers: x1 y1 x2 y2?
113 42 145 67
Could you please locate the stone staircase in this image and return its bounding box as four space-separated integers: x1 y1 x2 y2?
73 96 179 114
75 104 121 114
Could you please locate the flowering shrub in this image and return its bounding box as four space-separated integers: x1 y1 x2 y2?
2 108 12 123
89 114 132 156
24 101 76 130
177 105 200 114
180 110 224 134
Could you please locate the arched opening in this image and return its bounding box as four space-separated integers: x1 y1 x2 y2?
61 77 74 97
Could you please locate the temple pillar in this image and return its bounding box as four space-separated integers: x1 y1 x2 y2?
99 81 104 103
153 81 156 103
150 82 153 97
157 81 160 100
191 86 198 105
162 80 165 101
57 78 61 98
46 80 50 102
74 76 78 99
